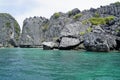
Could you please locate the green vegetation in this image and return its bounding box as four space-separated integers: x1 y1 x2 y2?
16 36 19 41
1 14 20 34
0 13 14 21
105 16 115 22
14 21 20 35
0 13 10 17
89 16 115 25
115 28 120 33
114 1 120 5
94 12 100 17
42 24 49 32
82 20 88 25
87 27 92 32
54 12 60 19
82 13 115 25
73 13 82 19
6 21 20 33
68 11 72 17
79 31 86 35
5 22 11 28
79 27 92 36
89 17 106 25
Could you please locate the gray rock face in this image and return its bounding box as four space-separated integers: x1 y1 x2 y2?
92 25 105 33
46 12 73 41
60 22 89 37
59 37 80 49
0 13 20 47
19 12 73 47
101 17 120 36
116 37 120 50
59 22 90 49
84 32 116 52
68 8 80 17
19 2 120 51
20 16 49 47
79 11 94 21
97 2 120 17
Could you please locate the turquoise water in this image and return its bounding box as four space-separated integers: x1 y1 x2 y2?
0 48 120 80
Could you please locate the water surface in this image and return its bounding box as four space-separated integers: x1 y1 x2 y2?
0 48 120 80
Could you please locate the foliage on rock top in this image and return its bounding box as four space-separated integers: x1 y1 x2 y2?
53 12 60 19
68 11 72 17
113 1 120 5
0 13 20 35
73 13 82 19
0 13 12 18
89 16 115 25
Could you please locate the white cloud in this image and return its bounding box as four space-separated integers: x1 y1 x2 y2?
0 0 31 7
0 0 119 29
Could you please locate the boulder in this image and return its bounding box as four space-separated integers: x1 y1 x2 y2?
0 13 20 47
59 37 80 49
42 42 58 50
60 22 89 37
68 8 80 17
59 22 90 50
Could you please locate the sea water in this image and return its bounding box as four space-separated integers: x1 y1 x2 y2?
0 48 120 80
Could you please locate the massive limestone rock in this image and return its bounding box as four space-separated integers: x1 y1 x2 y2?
20 2 120 51
0 13 20 47
46 12 73 41
81 2 120 52
83 26 117 52
84 31 116 52
101 17 120 36
60 22 90 37
20 16 49 47
59 37 80 49
19 12 72 48
59 22 90 49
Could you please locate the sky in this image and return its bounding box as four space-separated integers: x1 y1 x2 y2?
0 0 119 29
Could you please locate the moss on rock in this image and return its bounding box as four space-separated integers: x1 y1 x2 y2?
54 12 60 19
89 16 115 25
73 13 82 19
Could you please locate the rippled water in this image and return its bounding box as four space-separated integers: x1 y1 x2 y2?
0 48 120 80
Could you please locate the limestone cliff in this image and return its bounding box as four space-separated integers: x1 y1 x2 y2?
20 2 120 51
0 13 20 47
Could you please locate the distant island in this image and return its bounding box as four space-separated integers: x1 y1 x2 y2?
0 2 120 52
